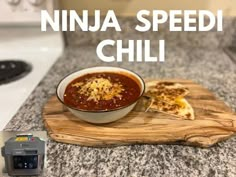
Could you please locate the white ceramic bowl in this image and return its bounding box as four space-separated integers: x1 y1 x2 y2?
56 66 145 124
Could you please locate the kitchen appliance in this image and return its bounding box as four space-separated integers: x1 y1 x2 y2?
0 60 32 85
0 0 64 130
1 134 45 176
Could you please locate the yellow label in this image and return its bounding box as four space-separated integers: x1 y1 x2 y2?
15 137 28 142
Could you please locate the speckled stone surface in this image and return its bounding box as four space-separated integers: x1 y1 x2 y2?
3 17 236 177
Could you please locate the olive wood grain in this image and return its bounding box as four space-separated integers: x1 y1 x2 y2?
43 79 236 147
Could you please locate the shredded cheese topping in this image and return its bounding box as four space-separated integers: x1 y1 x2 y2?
72 77 124 102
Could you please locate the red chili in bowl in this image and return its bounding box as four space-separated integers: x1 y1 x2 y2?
63 72 141 111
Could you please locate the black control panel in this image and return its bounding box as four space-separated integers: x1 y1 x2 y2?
13 155 38 169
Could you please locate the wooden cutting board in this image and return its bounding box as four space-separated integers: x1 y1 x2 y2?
43 79 236 147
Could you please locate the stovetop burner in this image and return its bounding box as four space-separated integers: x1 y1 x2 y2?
0 60 32 85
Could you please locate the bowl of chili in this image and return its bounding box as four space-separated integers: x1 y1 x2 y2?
56 66 145 124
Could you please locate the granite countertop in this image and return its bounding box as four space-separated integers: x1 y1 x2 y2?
3 18 236 177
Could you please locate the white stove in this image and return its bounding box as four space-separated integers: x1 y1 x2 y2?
0 0 64 130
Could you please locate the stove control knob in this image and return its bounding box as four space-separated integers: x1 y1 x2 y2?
27 0 45 6
6 0 21 5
